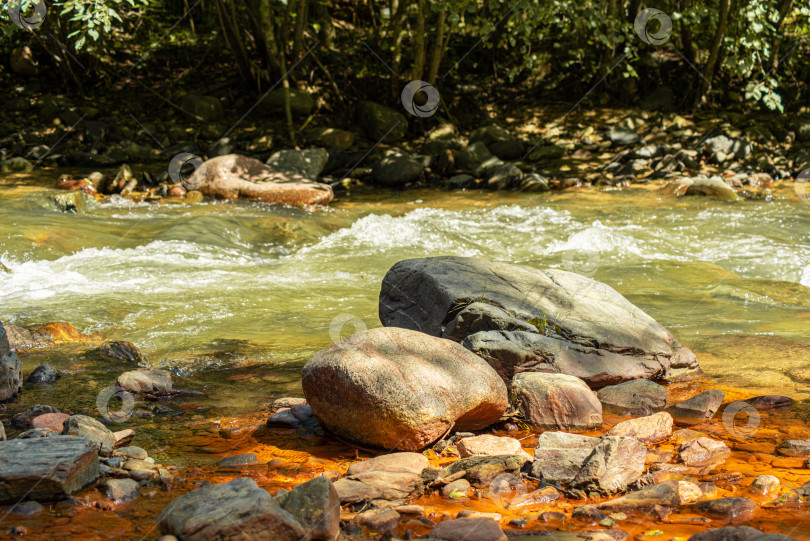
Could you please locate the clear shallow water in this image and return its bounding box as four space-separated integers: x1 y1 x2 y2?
2 173 810 399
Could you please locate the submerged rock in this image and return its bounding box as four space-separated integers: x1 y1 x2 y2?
88 341 145 364
511 372 602 431
157 478 305 540
0 437 99 503
668 389 725 425
117 368 173 395
379 257 697 388
302 326 507 451
184 154 333 206
696 497 757 519
26 363 60 383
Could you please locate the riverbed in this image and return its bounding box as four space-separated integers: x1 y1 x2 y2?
1 172 810 538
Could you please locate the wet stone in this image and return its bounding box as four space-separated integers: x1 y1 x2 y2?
428 517 507 541
441 479 471 498
354 507 400 532
596 379 668 416
696 497 757 519
687 526 764 541
218 453 259 467
99 478 140 502
0 437 99 504
7 501 44 516
749 475 780 496
667 389 725 425
678 437 731 467
12 405 59 429
777 440 810 457
444 454 528 487
61 415 116 457
26 363 60 383
113 446 148 460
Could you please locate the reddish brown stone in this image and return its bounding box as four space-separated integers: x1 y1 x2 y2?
31 413 70 433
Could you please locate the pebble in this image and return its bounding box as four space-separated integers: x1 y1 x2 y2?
749 475 780 496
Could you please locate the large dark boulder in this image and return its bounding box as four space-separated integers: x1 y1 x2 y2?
379 257 697 388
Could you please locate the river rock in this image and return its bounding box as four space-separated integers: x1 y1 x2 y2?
113 446 149 460
157 478 305 540
777 440 810 457
427 517 507 541
184 154 333 206
749 475 780 496
99 478 140 502
0 437 99 503
16 428 59 439
275 476 340 541
668 389 725 425
456 435 527 459
470 125 511 146
301 326 507 451
683 176 739 201
455 141 494 171
219 453 258 467
61 415 116 457
688 527 765 541
744 395 793 410
442 302 537 342
117 368 173 395
571 436 647 493
266 148 329 181
585 479 681 514
532 432 599 484
31 413 70 433
88 341 144 364
261 88 315 116
606 412 673 443
371 152 426 186
697 497 757 519
511 372 602 431
333 453 428 503
444 455 528 486
356 101 407 143
267 404 318 428
379 257 697 388
678 437 731 467
0 322 22 402
354 508 400 532
12 405 59 429
596 379 668 416
442 478 471 498
27 363 60 383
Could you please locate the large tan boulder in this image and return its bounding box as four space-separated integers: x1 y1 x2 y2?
302 327 508 451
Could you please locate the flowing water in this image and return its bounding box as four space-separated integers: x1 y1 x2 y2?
2 171 810 538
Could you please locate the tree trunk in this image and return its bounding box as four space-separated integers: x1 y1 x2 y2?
311 0 335 49
692 0 730 108
389 0 408 98
216 0 252 80
426 3 446 85
411 0 426 81
254 0 283 78
291 0 309 63
766 0 794 73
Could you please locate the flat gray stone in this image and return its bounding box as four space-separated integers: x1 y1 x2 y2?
668 389 725 425
0 437 99 504
597 379 668 416
157 478 304 541
61 415 116 457
275 476 340 541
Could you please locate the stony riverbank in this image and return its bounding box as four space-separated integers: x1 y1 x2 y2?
2 257 810 540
